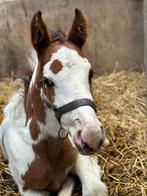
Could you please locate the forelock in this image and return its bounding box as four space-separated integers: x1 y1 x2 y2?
51 31 66 43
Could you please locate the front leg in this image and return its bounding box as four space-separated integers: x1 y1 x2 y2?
57 176 75 196
73 154 108 196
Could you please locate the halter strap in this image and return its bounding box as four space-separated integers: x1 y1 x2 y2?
52 98 97 123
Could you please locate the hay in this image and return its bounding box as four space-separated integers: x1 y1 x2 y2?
0 77 21 122
93 71 147 196
0 71 147 196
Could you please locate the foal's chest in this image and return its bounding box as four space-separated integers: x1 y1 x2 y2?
22 137 77 192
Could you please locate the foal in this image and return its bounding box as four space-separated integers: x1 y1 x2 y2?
0 9 108 196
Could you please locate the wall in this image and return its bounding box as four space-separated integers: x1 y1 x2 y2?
0 0 144 77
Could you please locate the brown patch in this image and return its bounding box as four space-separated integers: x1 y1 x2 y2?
50 60 63 74
25 88 44 122
43 85 55 104
22 137 77 192
25 83 55 140
29 118 41 140
38 41 62 66
24 44 57 140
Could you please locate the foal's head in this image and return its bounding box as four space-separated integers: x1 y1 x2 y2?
30 9 105 155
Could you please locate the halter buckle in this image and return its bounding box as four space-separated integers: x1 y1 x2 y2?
58 128 68 139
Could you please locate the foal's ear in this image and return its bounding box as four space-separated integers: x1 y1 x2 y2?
31 11 50 56
68 9 87 48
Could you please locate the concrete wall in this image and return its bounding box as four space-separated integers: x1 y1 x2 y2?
0 0 144 77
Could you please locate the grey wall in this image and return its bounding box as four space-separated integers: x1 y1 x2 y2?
0 0 144 77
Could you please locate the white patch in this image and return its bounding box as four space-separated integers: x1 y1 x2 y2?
29 63 38 89
58 177 75 196
40 88 49 103
74 153 108 196
43 46 90 79
0 90 36 188
28 49 38 89
3 90 26 127
43 46 92 106
19 186 49 196
42 46 103 150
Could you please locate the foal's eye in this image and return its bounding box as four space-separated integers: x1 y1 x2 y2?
42 77 54 88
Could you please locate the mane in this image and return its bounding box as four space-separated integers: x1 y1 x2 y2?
50 31 66 43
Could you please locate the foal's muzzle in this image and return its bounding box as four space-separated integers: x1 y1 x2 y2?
74 134 105 155
52 98 104 154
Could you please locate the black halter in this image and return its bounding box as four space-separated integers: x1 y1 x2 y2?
52 99 97 139
52 98 97 123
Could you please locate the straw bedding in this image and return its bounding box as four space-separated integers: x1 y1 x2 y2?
0 71 146 196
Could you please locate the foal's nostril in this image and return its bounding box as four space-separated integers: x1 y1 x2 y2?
77 130 82 138
76 130 82 143
77 130 82 135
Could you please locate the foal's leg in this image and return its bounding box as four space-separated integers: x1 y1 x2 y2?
73 154 108 196
57 176 75 196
